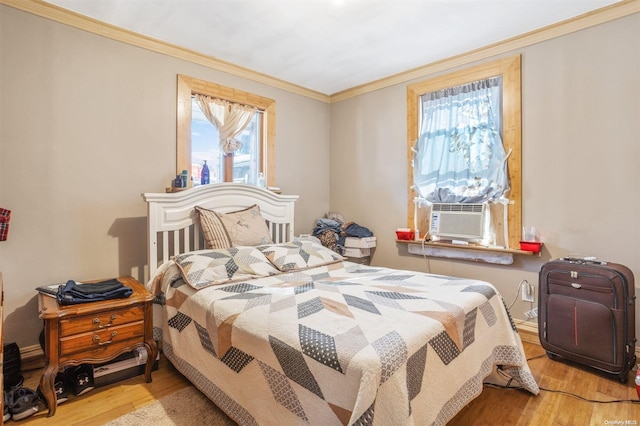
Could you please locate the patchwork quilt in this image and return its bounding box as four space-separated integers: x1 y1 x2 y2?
148 244 538 426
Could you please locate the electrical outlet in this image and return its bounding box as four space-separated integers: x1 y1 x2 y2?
521 283 534 303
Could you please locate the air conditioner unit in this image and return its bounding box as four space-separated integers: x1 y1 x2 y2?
429 203 486 241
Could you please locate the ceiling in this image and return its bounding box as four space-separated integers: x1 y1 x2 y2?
44 0 620 95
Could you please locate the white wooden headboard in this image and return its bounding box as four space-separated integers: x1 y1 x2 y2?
142 183 298 280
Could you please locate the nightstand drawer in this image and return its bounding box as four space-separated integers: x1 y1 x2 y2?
59 320 144 358
59 305 144 337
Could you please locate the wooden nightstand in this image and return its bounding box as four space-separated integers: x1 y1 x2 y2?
37 276 157 417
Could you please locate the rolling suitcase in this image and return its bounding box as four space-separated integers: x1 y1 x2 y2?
539 257 636 382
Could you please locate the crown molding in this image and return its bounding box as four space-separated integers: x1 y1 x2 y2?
329 0 640 103
0 0 330 103
2 0 638 104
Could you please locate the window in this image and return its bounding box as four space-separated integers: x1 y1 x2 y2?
177 75 276 186
414 76 508 204
191 98 263 184
407 56 522 249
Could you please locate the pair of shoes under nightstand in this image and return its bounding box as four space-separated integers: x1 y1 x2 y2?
69 365 95 396
37 365 95 407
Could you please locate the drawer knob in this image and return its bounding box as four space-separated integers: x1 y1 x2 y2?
93 331 117 346
93 314 117 329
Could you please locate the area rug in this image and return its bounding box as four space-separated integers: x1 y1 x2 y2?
105 386 237 426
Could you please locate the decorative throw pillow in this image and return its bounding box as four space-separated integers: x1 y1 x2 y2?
195 204 273 249
258 241 344 272
174 247 280 289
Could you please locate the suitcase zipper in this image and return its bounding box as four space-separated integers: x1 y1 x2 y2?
546 270 619 309
574 305 578 346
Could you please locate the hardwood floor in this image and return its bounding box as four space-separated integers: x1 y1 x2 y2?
14 342 640 425
451 342 640 426
17 357 191 426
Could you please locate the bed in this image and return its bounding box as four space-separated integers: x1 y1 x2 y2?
142 183 539 426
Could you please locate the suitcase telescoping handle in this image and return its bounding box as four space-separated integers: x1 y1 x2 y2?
560 257 608 266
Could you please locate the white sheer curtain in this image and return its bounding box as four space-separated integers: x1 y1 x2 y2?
194 94 258 154
413 76 508 204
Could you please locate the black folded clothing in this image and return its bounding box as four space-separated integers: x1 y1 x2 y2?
69 279 123 295
56 279 133 305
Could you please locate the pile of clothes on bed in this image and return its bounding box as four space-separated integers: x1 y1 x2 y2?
311 211 373 255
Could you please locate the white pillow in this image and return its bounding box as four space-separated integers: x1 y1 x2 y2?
174 246 280 289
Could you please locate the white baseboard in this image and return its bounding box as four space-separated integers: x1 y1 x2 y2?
21 344 43 359
20 344 45 371
514 319 540 346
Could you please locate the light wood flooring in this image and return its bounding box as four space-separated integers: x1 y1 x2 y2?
16 357 191 426
12 341 640 425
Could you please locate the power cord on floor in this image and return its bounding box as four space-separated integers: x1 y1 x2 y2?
483 382 640 404
487 362 640 404
537 386 640 404
526 353 547 361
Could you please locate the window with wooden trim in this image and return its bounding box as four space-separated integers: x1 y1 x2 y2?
177 75 276 186
407 55 522 250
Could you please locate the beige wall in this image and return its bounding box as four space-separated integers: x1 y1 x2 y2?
330 13 640 326
0 6 330 347
1 5 638 349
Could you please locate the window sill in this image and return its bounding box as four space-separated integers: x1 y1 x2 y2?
396 240 540 265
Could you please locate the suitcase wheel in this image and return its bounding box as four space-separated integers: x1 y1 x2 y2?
546 351 560 361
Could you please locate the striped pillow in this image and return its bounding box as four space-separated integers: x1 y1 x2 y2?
195 204 273 249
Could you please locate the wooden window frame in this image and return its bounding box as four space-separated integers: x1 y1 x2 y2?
406 55 522 250
177 74 276 185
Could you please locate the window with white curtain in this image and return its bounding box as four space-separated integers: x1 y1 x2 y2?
407 56 522 250
191 97 263 185
176 75 276 187
413 76 510 204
